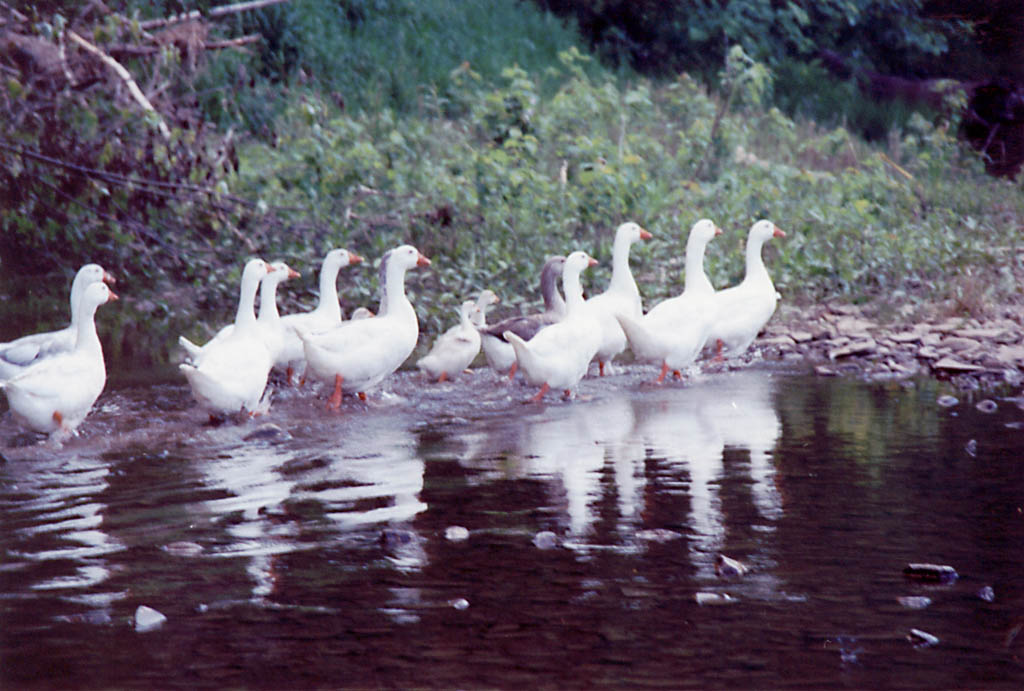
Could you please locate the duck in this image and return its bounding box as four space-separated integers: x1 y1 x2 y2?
179 259 276 417
616 219 722 383
296 245 430 410
478 256 566 379
583 221 652 375
180 260 300 368
0 263 115 381
0 281 118 439
279 248 364 385
416 300 483 382
504 250 601 402
705 219 786 359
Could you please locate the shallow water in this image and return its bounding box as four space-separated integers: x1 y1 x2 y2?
2 365 1024 689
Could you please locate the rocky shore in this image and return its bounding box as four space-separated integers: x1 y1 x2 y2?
755 301 1024 389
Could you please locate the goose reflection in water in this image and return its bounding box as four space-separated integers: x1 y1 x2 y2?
482 371 781 573
0 452 124 613
632 370 782 576
197 418 428 602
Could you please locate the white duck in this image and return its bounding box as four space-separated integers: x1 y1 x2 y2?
478 256 566 378
297 245 430 410
616 219 723 383
0 263 115 381
504 250 601 402
705 219 786 359
279 248 364 385
179 259 276 416
416 300 483 382
180 260 300 368
583 221 652 375
0 281 118 439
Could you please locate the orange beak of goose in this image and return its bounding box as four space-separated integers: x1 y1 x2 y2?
773 226 787 238
103 271 116 285
288 268 302 279
416 253 431 267
714 226 724 236
639 228 653 240
108 290 120 302
588 257 599 268
350 253 364 265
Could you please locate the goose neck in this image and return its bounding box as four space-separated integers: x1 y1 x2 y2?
608 237 637 292
235 276 261 330
684 237 714 293
258 281 281 323
744 236 769 280
316 263 343 321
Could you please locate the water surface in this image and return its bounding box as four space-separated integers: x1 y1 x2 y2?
2 366 1024 688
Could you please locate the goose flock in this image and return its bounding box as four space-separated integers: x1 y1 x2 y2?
0 219 784 440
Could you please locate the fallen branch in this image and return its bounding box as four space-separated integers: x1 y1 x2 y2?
67 30 171 140
107 33 261 58
139 0 290 30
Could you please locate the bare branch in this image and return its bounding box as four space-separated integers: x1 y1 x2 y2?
66 30 171 140
139 0 290 30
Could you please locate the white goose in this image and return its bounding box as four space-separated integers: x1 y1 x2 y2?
416 300 483 382
180 259 276 417
473 289 500 328
504 250 601 402
279 248 364 385
297 245 430 410
0 263 115 381
0 281 118 439
181 260 300 367
705 219 786 359
616 219 722 383
583 221 652 375
478 256 566 378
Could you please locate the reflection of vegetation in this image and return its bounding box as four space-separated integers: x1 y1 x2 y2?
777 378 943 484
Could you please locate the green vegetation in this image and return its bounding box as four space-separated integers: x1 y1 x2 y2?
1 0 1021 374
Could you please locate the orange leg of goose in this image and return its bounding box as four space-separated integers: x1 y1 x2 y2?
673 369 683 380
598 360 606 377
357 392 367 402
327 375 344 411
655 362 670 384
529 382 550 403
286 365 295 387
438 371 448 383
711 339 725 364
506 361 518 381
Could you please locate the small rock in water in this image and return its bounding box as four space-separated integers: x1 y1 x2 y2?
965 439 978 457
163 541 204 557
444 526 470 541
977 585 995 602
244 423 292 442
134 605 167 633
379 529 415 548
897 596 932 609
449 598 470 610
695 592 736 606
907 628 940 647
533 531 559 550
975 399 998 413
715 554 749 578
903 563 959 583
936 395 959 408
635 528 682 542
